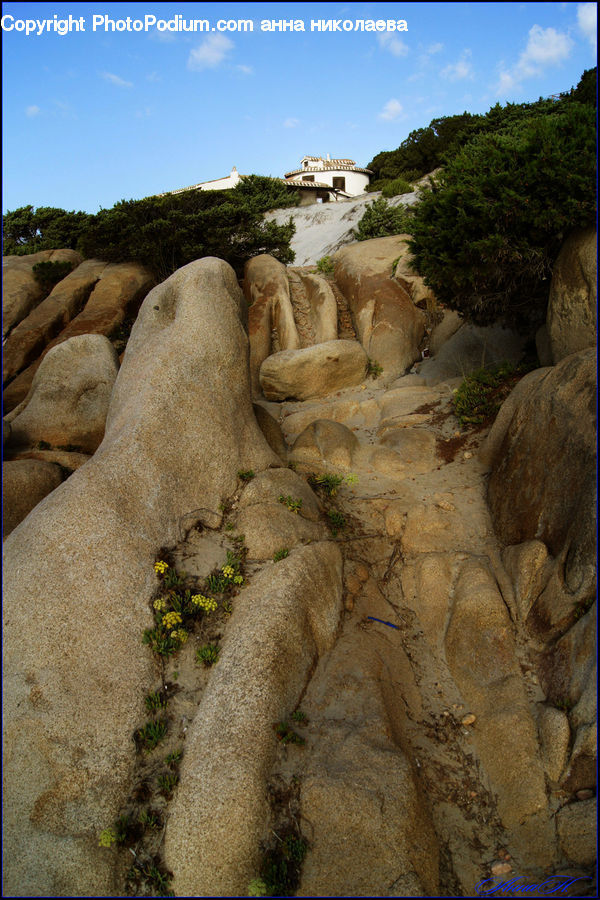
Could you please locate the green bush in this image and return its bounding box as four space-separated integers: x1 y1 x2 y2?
316 255 335 275
32 259 75 292
381 177 414 198
352 197 411 241
408 102 596 331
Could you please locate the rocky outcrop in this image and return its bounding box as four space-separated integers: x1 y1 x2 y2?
418 322 526 385
3 261 154 411
164 542 343 896
2 258 278 897
290 419 360 469
244 254 300 396
334 237 425 376
259 339 368 401
297 272 338 343
3 259 108 387
2 249 82 338
6 334 119 454
2 459 64 538
429 309 463 356
547 228 597 364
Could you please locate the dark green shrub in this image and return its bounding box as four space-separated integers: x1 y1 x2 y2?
381 177 414 198
32 260 75 292
408 103 596 331
352 198 412 241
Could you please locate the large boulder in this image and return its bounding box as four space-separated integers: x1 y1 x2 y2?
2 459 64 538
298 272 338 343
164 542 343 896
334 237 425 376
6 334 119 453
487 349 596 638
417 323 526 385
3 263 154 411
244 254 300 396
547 228 597 364
2 259 107 386
2 257 278 897
2 249 82 338
290 419 360 469
259 340 368 402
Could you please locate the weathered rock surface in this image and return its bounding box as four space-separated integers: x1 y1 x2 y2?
2 249 82 338
290 418 360 469
487 349 596 638
164 542 343 896
556 799 597 866
547 228 597 364
3 259 108 387
417 322 526 385
429 309 463 356
244 254 300 396
297 272 339 343
6 334 119 453
259 339 367 401
253 404 288 462
334 238 425 376
2 258 278 897
2 459 64 538
3 262 154 410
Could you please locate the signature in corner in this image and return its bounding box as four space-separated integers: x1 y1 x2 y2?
475 875 593 896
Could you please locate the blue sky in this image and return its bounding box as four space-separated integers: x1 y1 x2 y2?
1 2 596 213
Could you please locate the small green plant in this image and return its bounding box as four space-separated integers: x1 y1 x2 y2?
206 551 245 593
238 469 255 482
291 709 307 724
367 358 383 378
573 597 595 620
248 877 268 897
145 691 167 713
555 697 576 713
136 719 167 752
274 722 305 745
308 473 344 496
316 255 335 275
157 772 179 794
225 522 235 531
196 643 220 667
279 495 302 514
273 548 290 562
327 509 347 536
98 827 118 848
139 809 160 829
222 599 233 617
453 362 529 427
258 833 309 896
165 748 182 767
35 439 51 450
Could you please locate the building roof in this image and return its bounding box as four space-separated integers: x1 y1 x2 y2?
285 163 373 178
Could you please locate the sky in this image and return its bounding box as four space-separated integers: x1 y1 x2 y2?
1 1 597 214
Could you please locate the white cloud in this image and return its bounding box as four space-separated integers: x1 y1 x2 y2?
577 2 597 51
146 71 161 83
101 72 133 88
379 98 403 121
25 105 40 117
496 24 573 95
236 64 253 75
377 32 408 58
441 49 473 81
188 34 233 70
427 42 443 55
283 118 300 128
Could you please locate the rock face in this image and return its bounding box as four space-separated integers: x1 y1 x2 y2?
418 322 526 385
2 258 278 897
334 237 425 376
6 334 120 453
2 249 82 338
259 339 367 401
2 459 64 538
244 254 300 396
3 261 154 412
164 542 343 896
297 272 338 343
3 259 108 387
547 228 597 364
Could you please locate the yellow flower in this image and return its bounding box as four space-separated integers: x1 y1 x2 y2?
173 628 188 643
191 594 217 613
153 597 167 612
233 575 244 585
222 565 234 578
154 560 169 574
162 611 182 629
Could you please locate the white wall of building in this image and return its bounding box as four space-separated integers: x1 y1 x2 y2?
287 168 369 196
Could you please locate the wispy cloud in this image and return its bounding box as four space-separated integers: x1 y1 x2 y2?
441 49 473 81
283 117 300 128
101 71 133 88
236 64 253 75
377 32 409 57
427 42 443 55
188 34 233 70
496 24 573 95
577 2 597 51
379 98 403 121
146 71 161 83
25 105 41 117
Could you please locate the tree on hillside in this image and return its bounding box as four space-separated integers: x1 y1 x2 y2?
408 102 596 331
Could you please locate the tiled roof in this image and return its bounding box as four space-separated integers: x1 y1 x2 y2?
285 164 372 178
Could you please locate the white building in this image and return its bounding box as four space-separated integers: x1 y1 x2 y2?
158 166 242 196
284 155 372 200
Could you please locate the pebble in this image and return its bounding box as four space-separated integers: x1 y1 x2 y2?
491 861 512 876
436 500 456 511
463 451 473 459
576 789 594 800
461 714 476 726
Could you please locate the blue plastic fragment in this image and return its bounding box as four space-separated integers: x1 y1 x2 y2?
367 616 400 630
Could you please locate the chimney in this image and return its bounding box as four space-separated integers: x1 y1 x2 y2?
327 153 330 161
